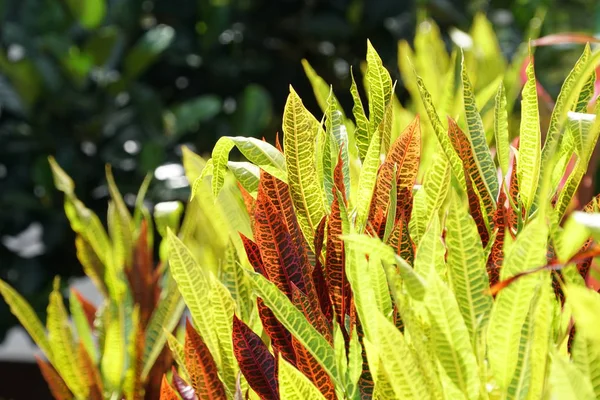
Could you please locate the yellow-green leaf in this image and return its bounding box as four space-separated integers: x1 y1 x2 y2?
517 55 541 212
0 279 53 361
47 278 88 399
278 354 327 400
283 86 327 248
461 53 499 200
446 192 493 343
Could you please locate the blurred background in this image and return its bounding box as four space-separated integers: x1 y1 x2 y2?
0 0 599 347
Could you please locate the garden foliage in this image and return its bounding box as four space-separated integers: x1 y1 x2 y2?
3 16 600 400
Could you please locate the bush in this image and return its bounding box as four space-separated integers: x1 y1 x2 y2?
3 16 600 400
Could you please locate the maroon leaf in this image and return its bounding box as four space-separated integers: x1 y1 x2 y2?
232 315 278 400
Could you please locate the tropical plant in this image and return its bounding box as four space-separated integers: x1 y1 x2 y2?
4 24 600 400
156 38 600 399
0 161 190 399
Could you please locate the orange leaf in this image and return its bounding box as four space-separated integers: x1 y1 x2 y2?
184 320 227 399
448 118 493 246
291 337 336 400
35 356 73 400
159 374 179 400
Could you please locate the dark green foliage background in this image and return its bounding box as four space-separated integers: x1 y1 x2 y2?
0 0 598 339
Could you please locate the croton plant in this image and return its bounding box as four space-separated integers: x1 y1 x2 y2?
2 16 600 400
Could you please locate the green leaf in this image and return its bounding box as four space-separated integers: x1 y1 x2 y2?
101 304 125 394
64 0 106 29
167 229 220 366
517 55 541 212
494 82 510 177
423 273 479 400
278 354 327 400
124 24 175 81
351 68 371 160
487 218 548 388
461 53 499 200
446 192 493 343
0 279 53 361
141 273 185 379
47 279 88 399
355 127 381 230
227 161 260 196
415 73 466 188
572 330 600 399
208 278 238 393
107 166 133 266
372 312 430 399
566 285 600 350
341 234 426 301
69 290 97 362
302 59 340 115
283 86 327 248
365 40 392 140
247 271 341 387
549 350 595 400
210 136 286 199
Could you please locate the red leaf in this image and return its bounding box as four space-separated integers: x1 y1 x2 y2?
240 233 266 276
291 284 332 343
447 118 492 246
532 33 600 47
35 356 72 400
257 298 296 365
238 182 256 226
160 374 180 400
326 154 352 327
184 320 227 399
487 189 508 286
232 315 278 400
126 219 157 328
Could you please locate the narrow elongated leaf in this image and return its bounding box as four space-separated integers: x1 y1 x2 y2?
415 74 466 187
207 279 238 394
75 236 107 296
279 354 327 400
247 272 341 387
283 86 327 247
355 127 381 230
494 82 510 178
142 273 185 379
351 69 371 160
185 321 227 399
326 160 351 326
448 118 494 238
0 279 52 361
257 298 296 364
462 54 499 200
232 315 278 400
372 116 420 221
101 305 125 395
424 273 480 400
372 312 430 400
366 40 392 138
517 56 541 212
35 356 72 400
302 59 340 114
446 193 493 343
488 218 548 388
291 336 336 400
167 230 219 365
69 289 97 362
47 279 88 399
106 165 134 267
